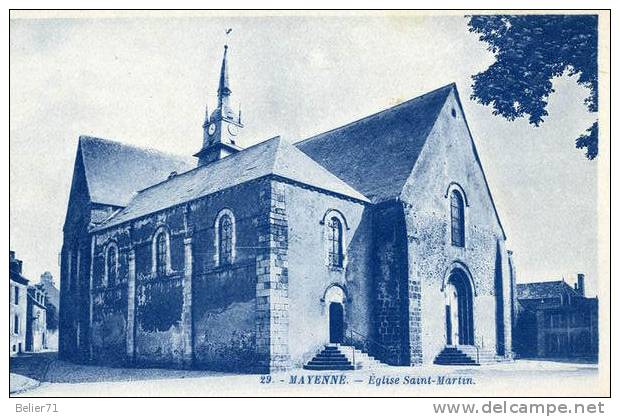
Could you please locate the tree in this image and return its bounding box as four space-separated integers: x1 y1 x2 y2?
467 15 598 159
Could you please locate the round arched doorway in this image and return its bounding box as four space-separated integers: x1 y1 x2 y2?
323 285 346 344
444 268 474 346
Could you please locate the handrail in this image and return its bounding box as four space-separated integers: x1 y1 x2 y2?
349 328 391 352
348 328 394 368
473 336 484 364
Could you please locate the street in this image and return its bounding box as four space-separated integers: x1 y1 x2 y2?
10 352 602 397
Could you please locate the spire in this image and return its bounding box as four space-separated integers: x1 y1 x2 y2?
202 103 210 128
217 45 231 108
194 30 244 167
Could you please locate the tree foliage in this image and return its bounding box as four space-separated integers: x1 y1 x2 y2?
467 15 598 159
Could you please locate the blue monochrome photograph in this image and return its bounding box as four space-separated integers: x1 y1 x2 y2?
8 10 610 397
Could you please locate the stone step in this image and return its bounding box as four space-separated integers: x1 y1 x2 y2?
303 363 355 371
310 356 351 364
340 347 386 370
304 344 388 371
316 352 347 358
434 346 506 365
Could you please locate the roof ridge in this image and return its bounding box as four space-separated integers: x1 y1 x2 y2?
79 135 193 163
517 280 565 286
294 83 455 146
121 136 284 196
274 138 369 201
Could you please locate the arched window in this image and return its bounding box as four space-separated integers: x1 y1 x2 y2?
214 209 236 267
450 190 465 247
219 214 233 265
328 217 344 267
155 232 168 276
105 243 118 286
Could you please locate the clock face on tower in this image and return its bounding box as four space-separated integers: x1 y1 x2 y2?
208 123 217 136
227 124 239 136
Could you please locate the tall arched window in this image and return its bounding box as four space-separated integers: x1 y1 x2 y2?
214 209 236 267
328 217 344 267
450 190 465 247
155 232 168 276
106 244 118 286
219 214 233 265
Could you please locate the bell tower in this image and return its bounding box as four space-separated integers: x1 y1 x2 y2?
195 40 244 166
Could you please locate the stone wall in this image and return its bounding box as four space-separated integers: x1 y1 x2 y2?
26 298 48 352
371 202 412 365
191 181 265 372
400 89 513 364
9 280 28 355
90 179 268 371
255 181 290 372
60 150 106 362
282 181 371 367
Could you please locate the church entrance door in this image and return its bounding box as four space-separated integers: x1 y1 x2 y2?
329 302 344 343
446 283 459 345
445 268 474 345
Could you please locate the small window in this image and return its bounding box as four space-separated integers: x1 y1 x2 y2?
219 214 233 265
328 217 344 267
106 245 118 286
13 286 19 305
450 190 465 247
155 232 168 276
14 315 19 334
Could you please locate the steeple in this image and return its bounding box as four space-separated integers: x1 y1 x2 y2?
195 37 244 167
218 45 231 109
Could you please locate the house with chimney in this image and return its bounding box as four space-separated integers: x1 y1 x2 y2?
9 251 50 355
514 274 598 360
9 251 29 355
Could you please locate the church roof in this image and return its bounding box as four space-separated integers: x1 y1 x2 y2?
516 281 579 300
93 136 369 231
295 84 454 203
79 136 195 207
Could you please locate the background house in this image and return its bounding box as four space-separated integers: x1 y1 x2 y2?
9 250 50 355
38 272 59 350
9 251 28 355
514 274 598 360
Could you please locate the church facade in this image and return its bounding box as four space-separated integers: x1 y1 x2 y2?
59 45 515 372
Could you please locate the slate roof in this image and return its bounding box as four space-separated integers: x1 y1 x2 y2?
9 269 29 286
516 281 579 300
79 136 196 207
93 136 369 231
39 280 60 308
295 83 454 203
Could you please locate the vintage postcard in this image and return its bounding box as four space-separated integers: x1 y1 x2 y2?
8 10 610 398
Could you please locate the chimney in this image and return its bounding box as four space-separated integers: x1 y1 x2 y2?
9 251 22 274
576 273 585 296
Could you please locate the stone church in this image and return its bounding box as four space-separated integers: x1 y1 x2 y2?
59 44 515 372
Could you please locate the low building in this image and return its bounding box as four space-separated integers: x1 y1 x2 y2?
514 274 598 360
9 250 49 355
38 272 59 350
26 285 48 352
9 251 28 355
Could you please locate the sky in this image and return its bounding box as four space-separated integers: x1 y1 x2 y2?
9 13 600 295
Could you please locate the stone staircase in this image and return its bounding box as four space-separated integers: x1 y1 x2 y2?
340 345 386 370
303 344 386 371
434 345 510 365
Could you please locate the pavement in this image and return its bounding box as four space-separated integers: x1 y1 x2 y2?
9 352 605 397
9 373 40 395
